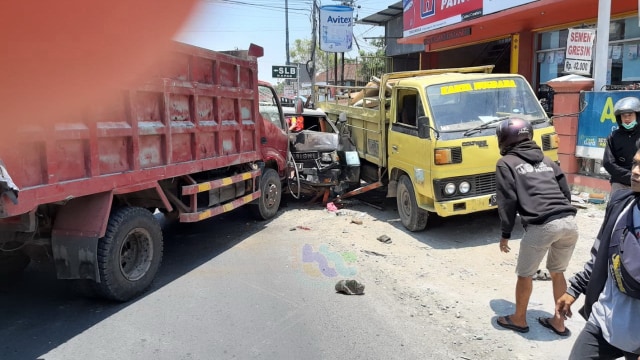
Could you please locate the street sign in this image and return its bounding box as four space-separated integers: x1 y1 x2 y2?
272 65 298 79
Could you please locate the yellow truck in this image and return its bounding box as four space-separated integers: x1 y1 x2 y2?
315 65 559 231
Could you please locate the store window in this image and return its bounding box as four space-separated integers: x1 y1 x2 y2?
535 17 640 91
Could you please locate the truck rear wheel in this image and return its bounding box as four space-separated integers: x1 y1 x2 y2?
397 175 428 232
250 168 282 220
95 207 163 301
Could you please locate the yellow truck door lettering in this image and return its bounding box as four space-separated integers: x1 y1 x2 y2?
461 140 488 147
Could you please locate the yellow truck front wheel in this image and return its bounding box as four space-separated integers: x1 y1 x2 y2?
396 175 428 232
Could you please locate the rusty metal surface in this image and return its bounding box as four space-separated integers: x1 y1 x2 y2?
335 181 384 201
0 42 277 218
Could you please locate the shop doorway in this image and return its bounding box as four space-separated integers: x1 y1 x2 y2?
436 38 511 73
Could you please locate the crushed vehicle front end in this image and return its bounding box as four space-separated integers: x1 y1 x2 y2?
284 108 360 198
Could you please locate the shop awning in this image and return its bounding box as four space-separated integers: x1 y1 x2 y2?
393 0 636 51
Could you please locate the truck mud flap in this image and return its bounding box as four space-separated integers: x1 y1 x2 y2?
51 192 113 280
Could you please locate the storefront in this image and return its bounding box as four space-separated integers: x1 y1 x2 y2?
358 1 640 193
391 1 638 105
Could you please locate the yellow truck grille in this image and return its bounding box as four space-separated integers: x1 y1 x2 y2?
433 173 496 201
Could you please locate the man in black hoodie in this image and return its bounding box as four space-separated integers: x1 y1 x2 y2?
494 118 578 336
603 97 640 194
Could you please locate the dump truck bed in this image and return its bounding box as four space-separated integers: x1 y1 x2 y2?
0 42 264 218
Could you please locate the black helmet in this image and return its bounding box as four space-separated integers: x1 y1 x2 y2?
614 97 640 122
496 117 533 155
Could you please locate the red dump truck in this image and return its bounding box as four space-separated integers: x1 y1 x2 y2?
0 42 291 301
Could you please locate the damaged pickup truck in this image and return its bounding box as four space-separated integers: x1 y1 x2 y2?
283 107 360 199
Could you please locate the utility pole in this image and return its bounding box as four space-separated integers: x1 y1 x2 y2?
593 0 611 90
285 0 290 65
310 0 317 102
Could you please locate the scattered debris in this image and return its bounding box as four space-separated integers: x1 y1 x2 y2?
335 209 351 216
570 194 585 204
351 218 363 225
572 192 607 207
377 234 392 244
588 193 606 204
296 225 311 230
326 202 338 212
361 250 386 257
335 279 365 295
532 269 551 281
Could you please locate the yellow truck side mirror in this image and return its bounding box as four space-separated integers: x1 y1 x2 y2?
418 116 439 139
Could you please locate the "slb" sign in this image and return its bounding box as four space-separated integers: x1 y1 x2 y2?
272 65 297 79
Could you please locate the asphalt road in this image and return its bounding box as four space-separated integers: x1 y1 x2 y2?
0 201 435 360
0 197 600 360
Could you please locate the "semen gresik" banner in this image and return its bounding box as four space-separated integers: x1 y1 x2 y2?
564 28 596 76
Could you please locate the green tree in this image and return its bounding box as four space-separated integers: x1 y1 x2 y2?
289 37 385 85
273 81 285 95
290 38 343 76
357 37 388 83
289 39 316 66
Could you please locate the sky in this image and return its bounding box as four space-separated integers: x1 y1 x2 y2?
174 0 394 84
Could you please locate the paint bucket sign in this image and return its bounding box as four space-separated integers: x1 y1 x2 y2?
319 5 353 53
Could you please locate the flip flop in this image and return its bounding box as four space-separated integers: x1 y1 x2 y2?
538 317 570 337
496 315 530 333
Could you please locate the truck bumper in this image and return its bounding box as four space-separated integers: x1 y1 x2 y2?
433 193 497 217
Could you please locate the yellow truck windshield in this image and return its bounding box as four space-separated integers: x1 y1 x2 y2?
426 77 546 133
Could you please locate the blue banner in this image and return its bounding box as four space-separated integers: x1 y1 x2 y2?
576 90 640 159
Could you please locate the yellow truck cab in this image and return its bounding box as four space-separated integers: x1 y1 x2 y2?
316 66 559 231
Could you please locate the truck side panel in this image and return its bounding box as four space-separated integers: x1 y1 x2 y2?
0 43 262 218
322 104 388 168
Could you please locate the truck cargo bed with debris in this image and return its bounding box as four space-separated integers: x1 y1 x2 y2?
316 66 559 231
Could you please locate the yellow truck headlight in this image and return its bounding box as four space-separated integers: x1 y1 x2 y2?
459 181 471 194
444 183 456 195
